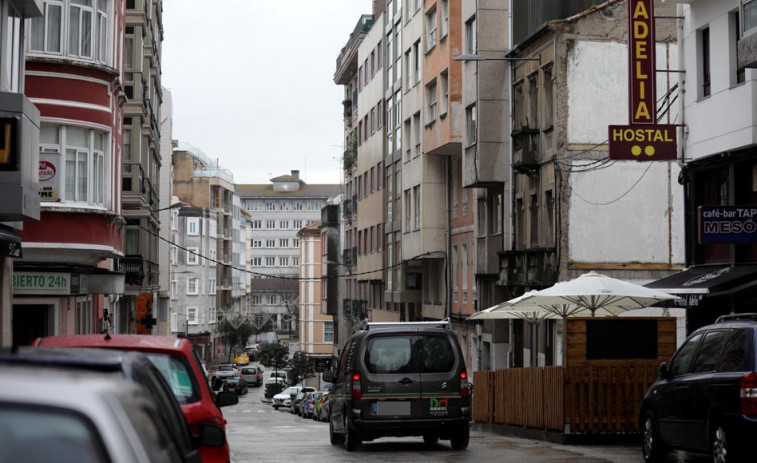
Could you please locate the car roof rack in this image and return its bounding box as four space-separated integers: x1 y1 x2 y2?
714 313 757 324
356 318 451 332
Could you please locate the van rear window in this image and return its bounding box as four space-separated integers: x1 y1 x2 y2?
364 335 455 374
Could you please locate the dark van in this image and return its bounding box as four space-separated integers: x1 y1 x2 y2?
324 321 471 451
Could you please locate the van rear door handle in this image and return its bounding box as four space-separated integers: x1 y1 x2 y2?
398 377 416 384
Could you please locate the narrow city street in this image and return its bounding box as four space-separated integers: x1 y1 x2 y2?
222 364 706 463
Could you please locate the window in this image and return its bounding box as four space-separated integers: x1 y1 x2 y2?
377 100 383 128
187 307 198 324
292 257 299 266
492 192 503 235
266 202 276 211
251 295 262 305
266 220 276 229
279 238 289 248
440 0 449 38
250 220 262 229
426 80 437 124
267 294 277 304
744 0 757 33
718 330 748 372
405 48 413 88
465 16 477 55
530 193 538 246
386 31 393 89
187 247 199 265
293 202 303 211
701 27 711 97
252 239 262 248
669 333 703 376
413 185 421 229
279 257 289 266
528 73 539 129
543 66 554 128
209 249 216 267
395 27 402 84
513 82 524 129
425 6 437 52
293 220 303 228
265 239 275 248
187 218 199 235
478 198 487 236
186 278 198 295
466 104 477 145
324 322 334 342
209 278 216 295
732 11 746 85
30 0 112 65
544 190 554 244
292 238 300 247
251 257 262 266
51 125 107 205
308 201 320 211
404 189 412 230
404 119 412 160
692 330 729 373
170 280 177 299
209 220 217 238
440 70 449 116
266 257 276 266
413 40 421 84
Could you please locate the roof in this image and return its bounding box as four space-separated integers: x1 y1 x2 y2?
249 278 298 292
236 183 341 199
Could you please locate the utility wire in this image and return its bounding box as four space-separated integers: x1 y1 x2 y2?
138 223 441 282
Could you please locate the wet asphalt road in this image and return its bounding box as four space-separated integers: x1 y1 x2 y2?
223 366 710 463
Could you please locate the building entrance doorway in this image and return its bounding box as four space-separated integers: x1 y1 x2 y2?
13 304 54 348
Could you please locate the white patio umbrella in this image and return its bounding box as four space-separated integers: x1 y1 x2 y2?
510 271 679 317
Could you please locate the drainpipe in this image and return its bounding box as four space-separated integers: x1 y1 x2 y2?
446 156 452 320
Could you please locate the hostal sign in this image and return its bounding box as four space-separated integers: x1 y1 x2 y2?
608 0 677 161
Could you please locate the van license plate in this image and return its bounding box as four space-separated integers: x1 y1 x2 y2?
373 401 410 416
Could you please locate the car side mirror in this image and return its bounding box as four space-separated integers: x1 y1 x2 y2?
195 424 226 447
215 390 238 407
658 361 670 379
322 369 334 383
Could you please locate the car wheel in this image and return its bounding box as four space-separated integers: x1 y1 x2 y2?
712 423 744 463
642 412 669 463
450 426 469 451
273 405 279 410
423 435 439 445
329 414 343 445
344 414 361 452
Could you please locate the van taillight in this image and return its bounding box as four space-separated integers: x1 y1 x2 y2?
740 373 757 415
459 371 469 397
351 372 362 399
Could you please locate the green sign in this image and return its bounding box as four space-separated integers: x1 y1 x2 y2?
13 272 71 295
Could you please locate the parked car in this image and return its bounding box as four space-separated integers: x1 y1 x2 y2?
34 334 238 463
264 371 289 398
240 365 264 387
303 391 323 419
0 347 222 463
639 313 757 463
234 352 250 366
314 391 330 421
215 363 239 380
291 387 316 415
272 386 302 410
222 377 248 395
325 321 471 451
267 370 288 385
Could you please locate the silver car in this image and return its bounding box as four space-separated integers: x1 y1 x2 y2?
0 363 192 463
240 365 264 387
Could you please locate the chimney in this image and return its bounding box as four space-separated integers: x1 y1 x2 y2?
291 170 300 179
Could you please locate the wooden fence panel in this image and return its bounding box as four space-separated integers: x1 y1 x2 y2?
473 370 494 423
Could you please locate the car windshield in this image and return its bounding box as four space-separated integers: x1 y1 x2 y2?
241 368 255 374
144 353 202 404
0 405 108 463
364 334 456 374
219 365 235 371
280 387 299 395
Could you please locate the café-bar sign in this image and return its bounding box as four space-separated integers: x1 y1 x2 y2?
608 0 677 161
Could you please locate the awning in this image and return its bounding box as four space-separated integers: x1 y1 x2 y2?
645 265 757 308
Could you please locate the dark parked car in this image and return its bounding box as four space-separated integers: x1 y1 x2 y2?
291 387 316 415
325 321 471 451
1 347 224 463
639 313 757 463
223 377 249 395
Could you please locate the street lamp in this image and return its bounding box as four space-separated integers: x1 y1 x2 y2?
454 53 541 63
152 200 193 213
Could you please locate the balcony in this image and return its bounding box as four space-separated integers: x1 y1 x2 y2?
739 30 757 69
342 198 353 218
121 255 144 286
498 248 557 288
512 128 540 174
334 14 374 84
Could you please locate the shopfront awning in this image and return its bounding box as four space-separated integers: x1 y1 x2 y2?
645 265 757 307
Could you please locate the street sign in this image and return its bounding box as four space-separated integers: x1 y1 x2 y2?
698 205 757 243
608 125 677 160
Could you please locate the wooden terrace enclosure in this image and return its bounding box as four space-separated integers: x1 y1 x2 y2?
471 317 677 441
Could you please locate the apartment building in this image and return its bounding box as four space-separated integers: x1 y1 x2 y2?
458 0 510 371
0 0 42 348
237 170 339 331
646 0 757 333
492 0 683 367
119 0 164 334
14 0 127 343
156 87 173 336
298 221 333 359
172 142 240 356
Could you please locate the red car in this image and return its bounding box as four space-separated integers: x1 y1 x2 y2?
34 334 238 463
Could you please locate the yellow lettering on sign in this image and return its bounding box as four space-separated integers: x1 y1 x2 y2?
634 103 651 121
636 61 647 79
635 41 647 59
612 128 674 142
633 1 649 20
634 20 649 39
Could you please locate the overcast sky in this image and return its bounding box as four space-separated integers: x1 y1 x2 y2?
161 0 369 186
